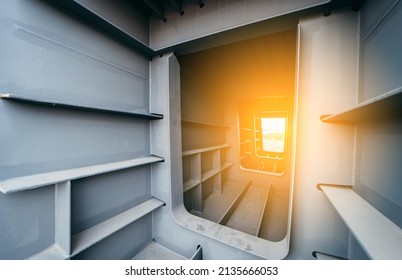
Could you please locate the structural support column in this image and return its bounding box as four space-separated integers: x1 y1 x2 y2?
55 180 71 258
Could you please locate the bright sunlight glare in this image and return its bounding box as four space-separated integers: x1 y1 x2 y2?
261 117 286 153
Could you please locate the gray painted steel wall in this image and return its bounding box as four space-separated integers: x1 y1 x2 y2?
360 0 402 101
287 10 358 259
352 0 402 259
0 186 55 259
0 0 155 259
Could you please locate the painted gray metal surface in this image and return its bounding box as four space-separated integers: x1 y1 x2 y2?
72 0 150 45
150 53 260 259
0 94 164 119
150 53 293 259
355 118 402 229
150 0 331 50
360 0 402 101
0 186 55 259
0 0 161 260
348 0 402 259
318 184 402 259
0 156 163 194
71 214 155 260
0 2 149 110
287 11 358 259
55 181 71 258
1 0 401 261
71 198 164 257
0 0 152 181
